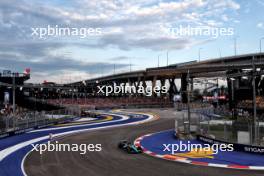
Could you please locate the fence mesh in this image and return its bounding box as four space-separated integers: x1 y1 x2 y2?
0 107 82 134
175 105 264 146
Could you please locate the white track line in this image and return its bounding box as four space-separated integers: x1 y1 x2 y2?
29 113 129 132
17 112 154 176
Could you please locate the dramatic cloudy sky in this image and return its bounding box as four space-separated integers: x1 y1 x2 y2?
0 0 263 83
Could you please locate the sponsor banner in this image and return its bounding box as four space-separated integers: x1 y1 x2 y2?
197 135 264 155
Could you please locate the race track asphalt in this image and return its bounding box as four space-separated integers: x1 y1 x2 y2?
24 109 264 176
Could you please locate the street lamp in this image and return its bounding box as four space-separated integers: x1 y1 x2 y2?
187 69 191 134
198 48 202 61
82 81 87 105
230 78 235 98
230 77 235 120
100 66 103 77
233 36 239 56
129 58 132 72
218 48 222 58
12 73 16 114
166 51 169 66
260 37 264 53
252 56 257 144
158 54 161 67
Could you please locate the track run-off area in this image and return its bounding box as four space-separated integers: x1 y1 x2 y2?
23 109 264 176
1 109 263 176
0 110 157 176
135 130 264 170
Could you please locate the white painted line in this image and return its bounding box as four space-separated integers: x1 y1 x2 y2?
155 154 163 158
177 159 192 164
29 113 129 132
248 166 264 170
145 151 152 154
19 112 155 176
1 113 153 162
208 163 228 168
0 135 49 162
21 149 31 176
136 131 264 170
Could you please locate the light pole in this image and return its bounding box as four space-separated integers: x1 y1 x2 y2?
166 51 169 66
233 36 239 56
158 54 161 67
218 48 222 58
187 70 191 134
129 58 132 72
82 81 87 105
198 48 202 61
260 37 264 53
12 73 16 114
230 77 235 119
186 70 191 134
252 56 257 144
71 85 74 105
216 78 219 108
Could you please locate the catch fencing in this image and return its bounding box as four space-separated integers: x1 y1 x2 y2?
0 108 81 134
176 107 264 146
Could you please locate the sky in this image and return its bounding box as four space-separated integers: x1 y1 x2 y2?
0 0 263 83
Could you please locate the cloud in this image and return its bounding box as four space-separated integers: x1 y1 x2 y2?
0 41 65 58
257 22 264 29
0 40 129 83
0 0 241 82
97 33 195 51
0 52 128 73
109 56 130 61
109 56 147 61
31 70 99 84
211 0 240 10
221 15 229 22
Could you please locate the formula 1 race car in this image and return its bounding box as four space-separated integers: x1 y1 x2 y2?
118 140 143 154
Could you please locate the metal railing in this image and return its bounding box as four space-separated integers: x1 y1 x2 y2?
0 108 81 134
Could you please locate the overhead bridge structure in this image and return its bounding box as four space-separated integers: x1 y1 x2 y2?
1 53 264 105
69 53 264 102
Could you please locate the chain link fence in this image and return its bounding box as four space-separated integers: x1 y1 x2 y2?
0 107 82 134
175 106 264 146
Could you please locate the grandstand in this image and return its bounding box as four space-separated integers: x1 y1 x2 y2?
47 97 172 109
237 96 264 110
